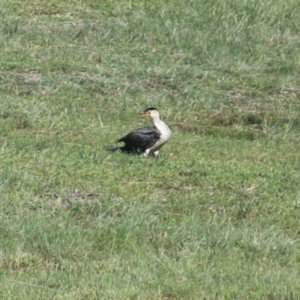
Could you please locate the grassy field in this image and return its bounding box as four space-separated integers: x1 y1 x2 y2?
1 0 300 299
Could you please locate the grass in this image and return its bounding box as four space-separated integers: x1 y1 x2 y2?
1 0 300 299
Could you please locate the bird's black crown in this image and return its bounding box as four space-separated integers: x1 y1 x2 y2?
144 107 158 113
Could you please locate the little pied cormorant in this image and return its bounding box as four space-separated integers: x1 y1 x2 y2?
107 107 172 157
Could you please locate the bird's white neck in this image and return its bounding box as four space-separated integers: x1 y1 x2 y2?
153 117 171 138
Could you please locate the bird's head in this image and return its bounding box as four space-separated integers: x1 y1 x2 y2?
141 107 160 119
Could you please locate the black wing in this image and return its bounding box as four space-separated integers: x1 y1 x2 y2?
118 126 160 151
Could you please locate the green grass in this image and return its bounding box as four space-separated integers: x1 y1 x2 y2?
1 0 300 299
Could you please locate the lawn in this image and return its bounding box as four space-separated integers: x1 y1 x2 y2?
1 0 300 299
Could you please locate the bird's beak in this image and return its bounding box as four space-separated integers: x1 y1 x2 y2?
141 112 151 118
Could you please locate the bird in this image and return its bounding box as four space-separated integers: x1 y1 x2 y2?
107 107 172 157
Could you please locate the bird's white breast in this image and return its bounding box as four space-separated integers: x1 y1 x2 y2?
150 118 172 151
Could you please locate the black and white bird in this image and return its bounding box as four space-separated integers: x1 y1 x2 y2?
107 107 171 157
